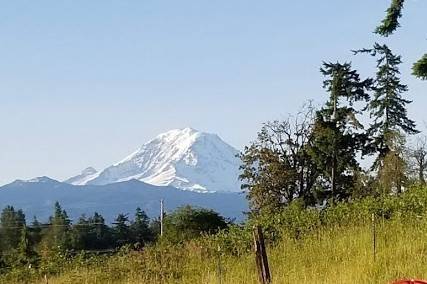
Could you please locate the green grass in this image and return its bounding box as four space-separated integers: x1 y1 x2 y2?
15 217 427 284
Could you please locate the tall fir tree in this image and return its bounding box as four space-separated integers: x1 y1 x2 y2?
308 62 372 203
355 44 418 164
355 44 417 193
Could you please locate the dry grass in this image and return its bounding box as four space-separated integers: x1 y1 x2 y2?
36 218 427 284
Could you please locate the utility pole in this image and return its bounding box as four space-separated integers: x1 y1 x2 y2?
160 199 164 237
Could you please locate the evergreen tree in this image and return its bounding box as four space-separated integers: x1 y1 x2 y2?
0 206 26 252
70 213 113 250
42 202 72 252
16 225 38 267
88 212 112 250
130 208 152 248
308 62 372 203
70 215 90 250
30 217 42 246
355 44 418 165
112 214 131 247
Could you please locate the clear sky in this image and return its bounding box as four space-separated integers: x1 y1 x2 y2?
1 0 426 185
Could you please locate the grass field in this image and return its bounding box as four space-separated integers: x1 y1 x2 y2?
33 217 427 284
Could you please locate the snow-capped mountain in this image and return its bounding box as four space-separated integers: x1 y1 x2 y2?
65 128 242 193
64 167 98 185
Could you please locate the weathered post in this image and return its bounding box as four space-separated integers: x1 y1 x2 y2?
253 226 271 284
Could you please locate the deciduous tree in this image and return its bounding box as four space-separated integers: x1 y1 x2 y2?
239 103 319 212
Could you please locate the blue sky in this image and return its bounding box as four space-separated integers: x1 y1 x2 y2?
1 0 426 184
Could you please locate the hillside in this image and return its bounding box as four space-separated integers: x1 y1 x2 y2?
0 178 247 223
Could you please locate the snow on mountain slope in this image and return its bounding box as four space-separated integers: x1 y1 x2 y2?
68 128 242 192
64 167 98 185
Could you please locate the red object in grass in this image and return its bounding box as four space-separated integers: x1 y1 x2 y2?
392 280 427 284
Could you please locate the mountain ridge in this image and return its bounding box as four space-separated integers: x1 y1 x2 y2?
0 178 247 223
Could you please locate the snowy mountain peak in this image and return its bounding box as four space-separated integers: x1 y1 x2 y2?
160 127 199 137
66 128 242 192
64 167 98 185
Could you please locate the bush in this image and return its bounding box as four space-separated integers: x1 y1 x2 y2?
162 205 229 244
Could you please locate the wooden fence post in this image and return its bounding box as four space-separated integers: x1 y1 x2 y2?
253 226 271 284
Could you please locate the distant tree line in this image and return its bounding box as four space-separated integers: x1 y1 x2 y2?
0 202 228 271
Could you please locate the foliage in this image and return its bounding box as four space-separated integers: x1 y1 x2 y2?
0 206 26 253
130 207 153 248
162 205 229 244
16 225 38 268
308 62 372 203
412 54 427 80
407 136 427 185
239 103 318 212
112 214 132 248
354 44 417 194
375 0 405 36
355 44 417 162
41 202 72 253
0 202 160 277
375 0 427 80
